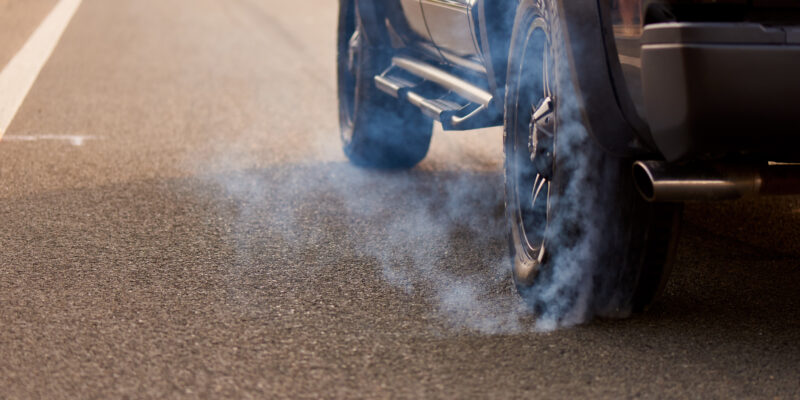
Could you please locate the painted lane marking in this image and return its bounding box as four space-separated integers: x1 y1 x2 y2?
0 0 83 140
2 134 96 146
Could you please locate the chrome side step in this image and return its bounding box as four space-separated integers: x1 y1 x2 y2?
392 56 493 106
374 74 416 98
374 56 499 130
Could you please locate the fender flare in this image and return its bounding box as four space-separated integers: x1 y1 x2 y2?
556 0 656 157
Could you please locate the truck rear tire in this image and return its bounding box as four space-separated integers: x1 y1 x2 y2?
504 0 681 327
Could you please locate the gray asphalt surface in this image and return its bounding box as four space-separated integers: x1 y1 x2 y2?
1 0 799 398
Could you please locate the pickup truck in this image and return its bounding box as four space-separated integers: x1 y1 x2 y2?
336 0 800 325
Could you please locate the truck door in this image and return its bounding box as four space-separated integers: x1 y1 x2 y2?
399 0 433 42
420 0 481 60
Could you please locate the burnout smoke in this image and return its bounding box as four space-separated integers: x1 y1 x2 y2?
208 108 612 334
202 1 625 333
523 83 611 330
210 155 538 334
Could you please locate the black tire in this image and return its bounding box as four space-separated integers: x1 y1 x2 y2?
337 0 433 169
503 0 681 328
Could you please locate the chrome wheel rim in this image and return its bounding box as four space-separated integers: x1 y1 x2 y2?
509 16 556 286
337 3 361 143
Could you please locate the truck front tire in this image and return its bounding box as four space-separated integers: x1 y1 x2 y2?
337 0 433 169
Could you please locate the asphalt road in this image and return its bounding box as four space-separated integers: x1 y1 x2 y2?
1 0 799 398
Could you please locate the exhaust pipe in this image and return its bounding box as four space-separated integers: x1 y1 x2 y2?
632 161 800 202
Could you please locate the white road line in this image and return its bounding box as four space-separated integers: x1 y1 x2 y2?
0 0 83 140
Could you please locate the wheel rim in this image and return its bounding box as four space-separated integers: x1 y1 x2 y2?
508 16 556 287
337 2 361 143
343 29 360 129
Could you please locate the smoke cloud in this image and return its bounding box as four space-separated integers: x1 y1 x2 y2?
196 1 626 333
206 147 544 334
204 120 604 333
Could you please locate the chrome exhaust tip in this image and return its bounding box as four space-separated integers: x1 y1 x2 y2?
632 161 800 202
632 161 658 202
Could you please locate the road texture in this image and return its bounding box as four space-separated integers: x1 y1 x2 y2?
1 0 798 398
0 0 59 68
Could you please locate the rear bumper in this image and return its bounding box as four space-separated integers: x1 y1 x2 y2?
641 23 800 161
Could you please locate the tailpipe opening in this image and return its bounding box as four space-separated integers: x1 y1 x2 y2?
632 161 657 201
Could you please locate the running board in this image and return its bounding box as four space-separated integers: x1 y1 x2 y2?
374 56 499 130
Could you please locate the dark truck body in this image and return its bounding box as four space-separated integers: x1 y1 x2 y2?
378 0 800 163
339 0 800 321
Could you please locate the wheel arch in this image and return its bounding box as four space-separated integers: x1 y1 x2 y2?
553 0 657 157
